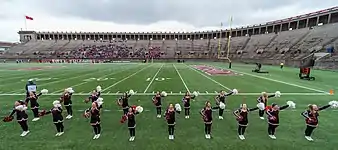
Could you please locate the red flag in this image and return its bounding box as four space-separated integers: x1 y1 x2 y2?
25 16 33 20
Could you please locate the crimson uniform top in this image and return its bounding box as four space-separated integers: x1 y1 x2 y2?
126 111 138 128
9 101 28 121
45 107 63 123
301 104 330 127
165 109 178 125
200 107 212 124
216 91 233 104
85 107 100 125
266 105 289 125
257 94 275 106
153 94 162 106
182 95 195 108
60 93 72 106
89 94 99 103
233 107 259 126
25 93 42 108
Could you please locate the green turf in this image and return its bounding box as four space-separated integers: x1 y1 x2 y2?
0 62 337 150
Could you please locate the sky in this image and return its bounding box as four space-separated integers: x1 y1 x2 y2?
0 0 337 42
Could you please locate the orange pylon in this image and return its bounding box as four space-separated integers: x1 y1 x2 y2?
329 89 334 95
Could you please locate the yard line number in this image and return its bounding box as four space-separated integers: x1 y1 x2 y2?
146 77 171 82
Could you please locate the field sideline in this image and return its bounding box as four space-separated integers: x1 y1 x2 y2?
0 62 337 150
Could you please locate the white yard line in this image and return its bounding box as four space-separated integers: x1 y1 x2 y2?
143 64 164 93
101 65 152 92
0 92 329 96
173 64 190 93
214 65 330 94
51 64 139 93
186 64 232 91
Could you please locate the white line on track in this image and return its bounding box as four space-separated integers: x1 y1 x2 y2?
0 92 330 96
173 64 190 93
101 65 152 92
143 64 164 93
186 64 232 91
214 65 330 94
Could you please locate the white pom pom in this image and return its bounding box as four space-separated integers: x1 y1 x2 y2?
219 102 226 109
161 91 167 97
192 91 199 97
329 100 338 108
175 103 182 112
129 89 135 95
15 105 27 111
275 91 281 97
136 106 143 113
53 100 61 107
232 89 238 94
41 89 48 94
286 101 296 109
96 86 102 92
96 98 104 106
66 88 74 93
257 102 265 110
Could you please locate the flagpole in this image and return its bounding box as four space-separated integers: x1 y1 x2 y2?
24 16 27 31
218 22 222 59
226 16 233 59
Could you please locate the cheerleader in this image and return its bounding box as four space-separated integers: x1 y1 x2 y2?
5 100 30 137
182 91 196 119
200 101 213 139
85 90 100 103
213 89 238 120
84 102 102 140
153 91 167 118
25 91 42 121
233 104 259 140
257 91 281 120
39 100 64 136
301 101 338 141
120 105 143 142
117 92 132 114
165 103 181 140
266 101 295 139
60 88 74 119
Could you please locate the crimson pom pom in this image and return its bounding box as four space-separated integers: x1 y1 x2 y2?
3 116 13 122
38 110 46 117
84 98 90 103
120 115 127 123
265 106 272 111
236 116 243 121
83 112 90 118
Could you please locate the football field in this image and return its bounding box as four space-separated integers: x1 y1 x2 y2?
0 62 337 150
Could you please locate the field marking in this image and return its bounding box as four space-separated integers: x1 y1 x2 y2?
0 92 330 96
143 64 164 93
101 65 153 92
186 64 232 91
51 64 140 93
214 65 330 94
173 64 190 93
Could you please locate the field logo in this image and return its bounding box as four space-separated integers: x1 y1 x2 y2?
146 77 171 82
193 65 241 76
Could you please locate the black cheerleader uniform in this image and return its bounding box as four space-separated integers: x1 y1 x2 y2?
60 93 73 116
214 91 234 117
182 95 195 117
118 94 131 114
257 94 275 118
233 107 259 135
266 105 289 136
301 104 330 137
165 109 179 137
126 111 137 137
89 93 103 109
45 107 64 133
9 101 29 132
153 94 162 116
25 93 42 118
85 107 101 135
200 107 212 135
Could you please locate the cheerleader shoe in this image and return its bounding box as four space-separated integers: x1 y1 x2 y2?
58 132 64 136
269 135 276 139
55 133 60 136
239 135 245 140
305 136 313 141
205 134 208 139
66 115 73 119
187 116 190 119
157 115 161 118
32 118 40 122
129 137 133 141
169 135 174 140
219 116 223 120
96 134 101 139
207 134 211 139
259 117 264 120
93 135 98 140
20 131 30 137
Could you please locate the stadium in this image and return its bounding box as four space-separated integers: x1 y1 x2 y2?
0 4 338 150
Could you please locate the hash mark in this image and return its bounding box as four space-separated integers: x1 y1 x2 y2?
206 91 209 94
